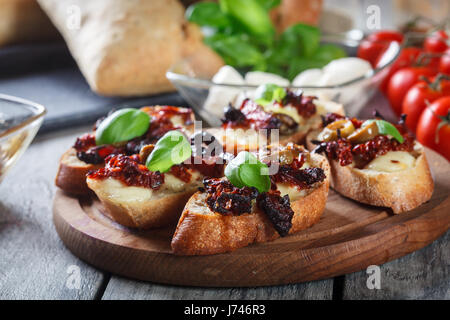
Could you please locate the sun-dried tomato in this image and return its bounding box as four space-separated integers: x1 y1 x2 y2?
256 190 294 237
321 113 345 127
282 90 317 119
142 106 193 126
74 133 96 152
352 134 415 166
314 129 415 168
188 156 225 178
88 154 164 190
74 134 123 165
222 99 281 133
221 104 248 127
169 164 192 183
271 166 326 190
202 178 259 216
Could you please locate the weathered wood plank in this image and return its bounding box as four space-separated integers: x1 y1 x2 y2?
342 229 450 299
0 128 107 299
102 278 334 300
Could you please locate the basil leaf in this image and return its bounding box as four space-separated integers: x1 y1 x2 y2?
314 44 347 62
146 131 192 173
279 23 320 58
256 0 281 10
186 2 230 29
204 34 266 69
363 120 404 143
219 0 275 38
95 108 150 146
254 83 286 106
225 151 271 193
287 57 328 81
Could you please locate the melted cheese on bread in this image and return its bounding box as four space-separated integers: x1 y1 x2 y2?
263 104 303 124
88 170 202 202
275 158 314 201
364 151 416 172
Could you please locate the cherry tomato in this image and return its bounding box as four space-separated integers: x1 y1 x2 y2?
387 66 437 115
402 75 450 132
357 30 404 67
424 30 449 54
357 40 390 67
378 47 423 93
416 96 450 161
367 30 404 43
440 48 450 74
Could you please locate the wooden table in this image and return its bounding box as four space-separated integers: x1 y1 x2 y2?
0 123 448 300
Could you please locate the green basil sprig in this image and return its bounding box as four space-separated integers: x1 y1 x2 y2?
225 151 270 193
254 83 286 106
186 1 347 80
362 119 404 143
146 130 192 173
95 108 150 146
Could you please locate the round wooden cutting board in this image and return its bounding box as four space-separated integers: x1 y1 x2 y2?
53 149 450 287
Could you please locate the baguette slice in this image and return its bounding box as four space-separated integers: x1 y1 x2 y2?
210 98 344 154
306 130 434 213
171 152 330 256
55 148 101 195
55 106 195 195
87 176 203 229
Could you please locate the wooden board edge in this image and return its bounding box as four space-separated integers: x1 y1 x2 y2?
52 189 450 287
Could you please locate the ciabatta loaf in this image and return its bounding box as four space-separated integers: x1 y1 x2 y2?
38 0 223 96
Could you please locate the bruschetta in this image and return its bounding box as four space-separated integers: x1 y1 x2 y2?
86 131 226 229
55 106 195 195
171 144 330 255
306 113 434 213
209 86 344 154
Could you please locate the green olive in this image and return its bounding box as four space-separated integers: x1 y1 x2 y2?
347 121 379 144
318 119 355 142
277 143 308 165
261 143 305 166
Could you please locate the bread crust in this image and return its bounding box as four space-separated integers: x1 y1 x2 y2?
0 0 59 47
171 153 330 255
306 130 434 213
55 148 101 195
87 177 201 229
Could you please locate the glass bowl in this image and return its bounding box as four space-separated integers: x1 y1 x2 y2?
167 32 401 127
0 94 46 183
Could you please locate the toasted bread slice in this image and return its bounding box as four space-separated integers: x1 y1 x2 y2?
55 148 102 195
210 99 344 154
171 152 330 255
86 170 204 229
306 130 434 213
55 106 196 195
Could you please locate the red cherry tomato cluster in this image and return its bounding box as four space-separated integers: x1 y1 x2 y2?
416 97 450 161
357 29 450 161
